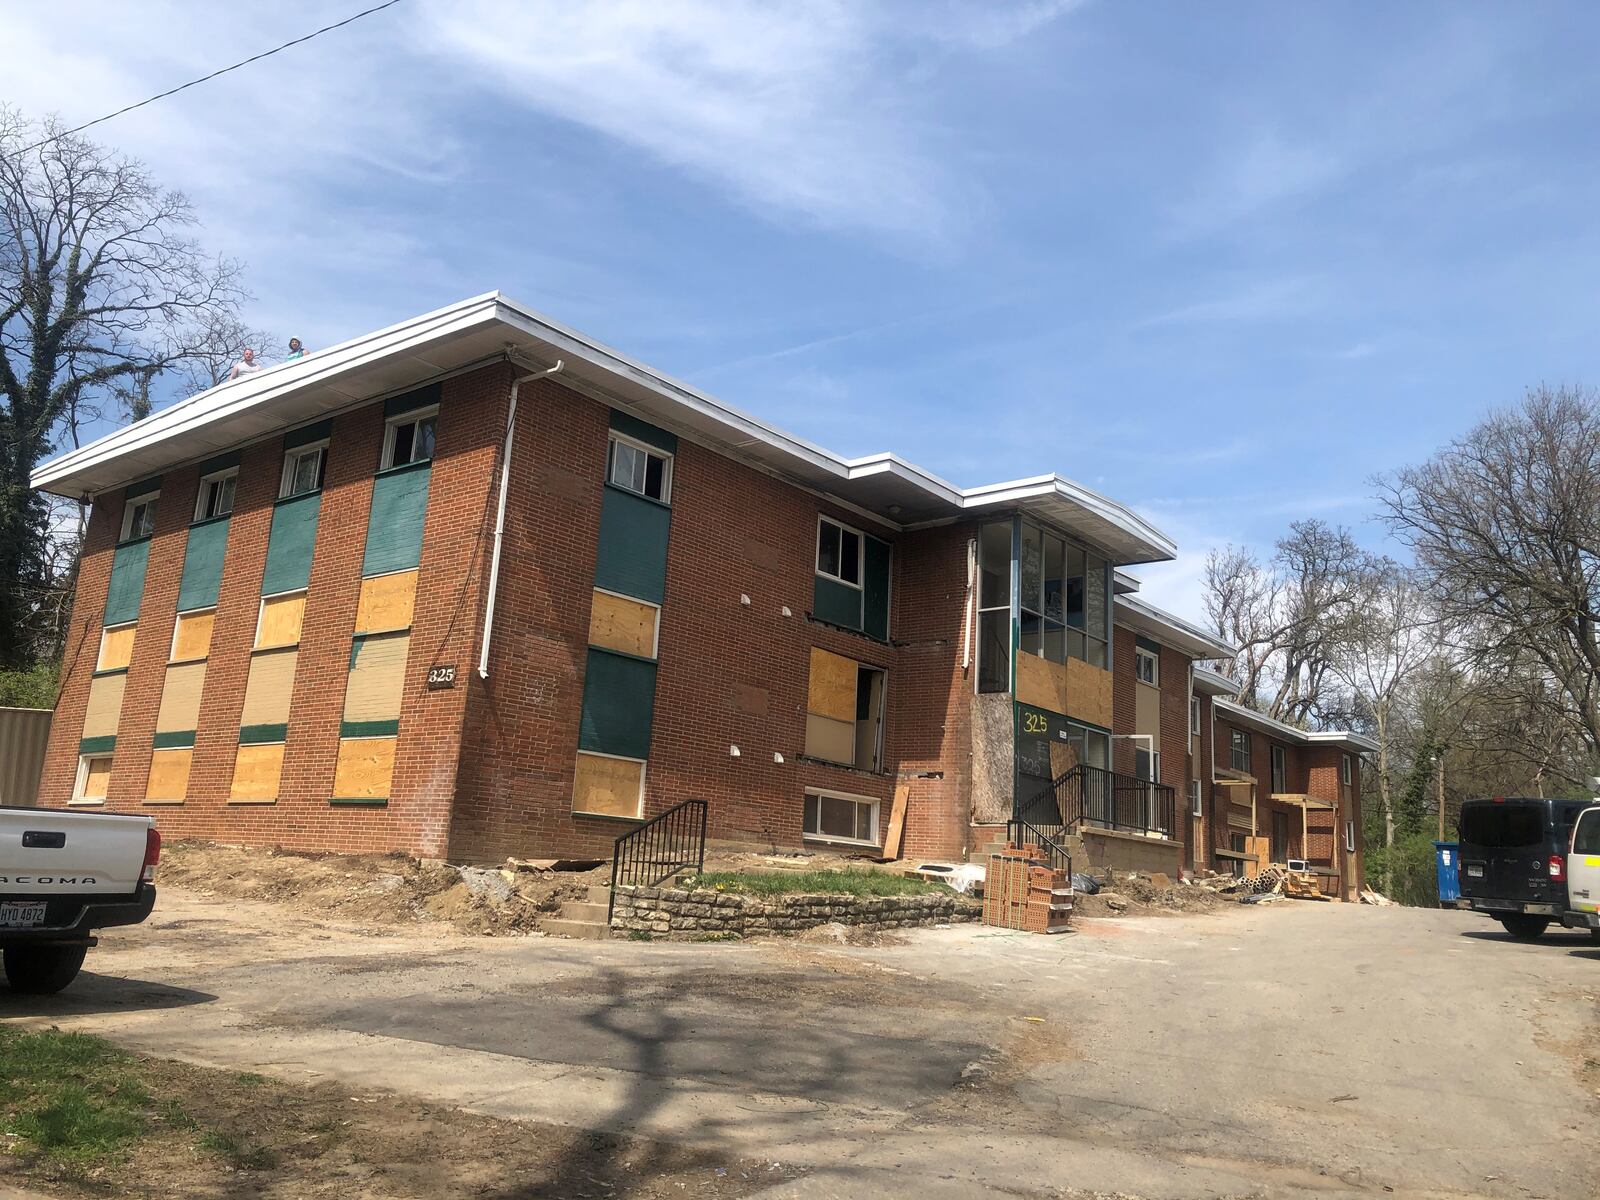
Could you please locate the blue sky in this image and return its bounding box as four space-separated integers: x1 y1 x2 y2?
10 2 1597 620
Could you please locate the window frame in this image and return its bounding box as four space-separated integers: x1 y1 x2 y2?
169 607 215 663
605 430 672 504
803 652 888 773
279 440 328 499
1134 645 1159 686
193 467 238 522
1190 696 1201 737
72 753 112 805
1189 778 1202 817
1135 747 1161 785
802 787 881 848
1345 820 1356 854
253 588 308 651
1271 744 1287 794
120 492 159 543
1342 754 1354 786
381 404 441 472
1230 728 1251 773
815 515 865 590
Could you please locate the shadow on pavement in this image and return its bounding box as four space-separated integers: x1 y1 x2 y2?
0 970 216 1016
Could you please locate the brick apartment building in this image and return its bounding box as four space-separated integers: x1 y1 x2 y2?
30 292 1369 885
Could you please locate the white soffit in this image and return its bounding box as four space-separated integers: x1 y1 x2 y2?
1115 594 1237 660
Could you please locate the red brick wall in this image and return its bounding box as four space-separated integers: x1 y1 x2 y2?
1111 626 1136 777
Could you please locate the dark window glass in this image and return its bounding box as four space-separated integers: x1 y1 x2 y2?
1574 811 1600 855
817 521 841 577
977 610 1009 693
1460 804 1544 848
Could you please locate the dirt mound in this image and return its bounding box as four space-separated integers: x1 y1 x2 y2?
159 841 604 936
1072 872 1236 919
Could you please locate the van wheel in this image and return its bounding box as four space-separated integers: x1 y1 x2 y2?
1589 928 1600 945
2 945 87 994
1498 915 1550 941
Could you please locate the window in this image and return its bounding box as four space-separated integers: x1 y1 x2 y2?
1271 745 1286 794
1459 803 1544 849
607 431 670 502
1190 696 1201 736
976 521 1012 694
1230 728 1251 773
1189 779 1202 817
194 468 237 521
804 648 886 772
1135 747 1160 784
803 789 879 846
1573 809 1600 856
1345 820 1357 854
1271 810 1290 864
816 517 862 587
383 406 438 471
1342 754 1354 786
280 442 326 498
74 755 112 804
1135 645 1159 686
120 494 158 542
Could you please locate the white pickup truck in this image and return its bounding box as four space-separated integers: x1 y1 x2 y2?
1562 805 1600 936
0 805 159 994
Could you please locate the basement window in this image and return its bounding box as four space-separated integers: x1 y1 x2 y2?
607 432 671 502
803 789 879 847
120 494 158 543
815 517 862 587
194 468 237 522
383 406 438 470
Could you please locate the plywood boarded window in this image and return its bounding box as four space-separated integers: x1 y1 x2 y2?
240 648 298 732
343 633 410 730
155 661 206 737
97 623 136 672
82 672 127 743
355 569 417 635
572 751 644 819
144 748 192 803
170 609 214 662
333 736 396 801
589 590 659 659
803 648 886 771
256 591 306 649
76 755 113 802
230 742 285 802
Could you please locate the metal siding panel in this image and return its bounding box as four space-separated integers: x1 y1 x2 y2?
383 383 442 419
342 633 411 724
82 673 127 742
104 540 150 625
177 516 230 611
261 492 321 595
240 648 298 728
0 708 52 807
155 661 206 735
811 575 861 629
362 464 431 576
594 487 670 605
578 648 657 760
610 409 678 453
863 535 891 641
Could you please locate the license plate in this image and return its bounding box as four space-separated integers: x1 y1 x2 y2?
1467 865 1484 878
0 902 46 928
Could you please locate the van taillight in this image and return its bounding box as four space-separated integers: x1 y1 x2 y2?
142 827 161 884
1549 853 1565 882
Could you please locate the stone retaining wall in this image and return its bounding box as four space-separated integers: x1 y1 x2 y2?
609 885 979 937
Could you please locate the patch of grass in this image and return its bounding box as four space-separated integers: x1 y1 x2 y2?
679 869 952 898
625 930 653 942
0 1027 151 1165
199 1127 280 1171
235 1071 267 1087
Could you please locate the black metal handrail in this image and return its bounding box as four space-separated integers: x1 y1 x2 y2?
1005 818 1073 877
608 799 708 924
1016 763 1177 840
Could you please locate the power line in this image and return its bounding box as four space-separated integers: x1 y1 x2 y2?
18 0 406 155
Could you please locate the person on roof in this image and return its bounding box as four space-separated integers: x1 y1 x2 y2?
285 337 307 361
228 347 263 379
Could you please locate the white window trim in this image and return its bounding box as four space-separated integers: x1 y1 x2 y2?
381 404 441 472
170 606 215 663
605 430 673 504
592 587 662 660
280 440 328 499
815 515 865 590
1344 820 1356 853
1134 646 1159 686
1230 729 1251 773
1342 755 1354 786
802 786 881 847
1189 779 1202 817
253 588 307 650
1190 696 1201 737
193 467 239 522
572 749 646 820
71 753 111 805
120 491 160 543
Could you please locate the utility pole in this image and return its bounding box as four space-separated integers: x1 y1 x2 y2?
1436 747 1446 841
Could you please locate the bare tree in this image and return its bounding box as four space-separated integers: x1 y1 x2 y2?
0 108 245 667
174 309 278 395
1378 386 1600 775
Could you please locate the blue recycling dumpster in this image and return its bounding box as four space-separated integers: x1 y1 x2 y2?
1435 840 1461 906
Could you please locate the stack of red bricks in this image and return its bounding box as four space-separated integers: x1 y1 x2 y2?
982 842 1073 934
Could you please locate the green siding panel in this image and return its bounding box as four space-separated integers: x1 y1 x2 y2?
812 575 861 630
595 486 671 604
79 735 116 755
240 723 288 745
362 462 432 577
152 730 196 750
103 540 151 626
125 474 162 499
384 383 441 418
261 492 321 595
863 535 891 641
578 648 657 760
340 718 400 739
196 451 241 477
284 419 332 449
177 516 230 611
610 409 678 454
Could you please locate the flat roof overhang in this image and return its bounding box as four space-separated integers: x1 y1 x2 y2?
32 293 1177 565
1114 594 1236 660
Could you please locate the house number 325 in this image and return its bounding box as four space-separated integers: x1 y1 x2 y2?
427 665 457 689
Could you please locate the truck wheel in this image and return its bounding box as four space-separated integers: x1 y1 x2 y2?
1589 928 1600 945
2 944 87 994
1497 915 1550 941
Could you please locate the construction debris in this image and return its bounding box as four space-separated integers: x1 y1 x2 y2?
982 842 1073 934
1360 888 1398 907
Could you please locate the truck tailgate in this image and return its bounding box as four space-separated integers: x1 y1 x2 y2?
0 807 152 895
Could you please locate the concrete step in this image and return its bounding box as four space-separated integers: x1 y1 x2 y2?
559 900 610 923
586 884 613 904
541 917 611 941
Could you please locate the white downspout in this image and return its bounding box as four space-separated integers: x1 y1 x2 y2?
479 357 563 680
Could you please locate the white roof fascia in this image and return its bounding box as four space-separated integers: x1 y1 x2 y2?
1194 665 1237 695
1213 696 1376 754
1115 594 1237 660
1306 730 1380 754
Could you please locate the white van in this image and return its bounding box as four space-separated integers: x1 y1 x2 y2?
1560 804 1600 936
